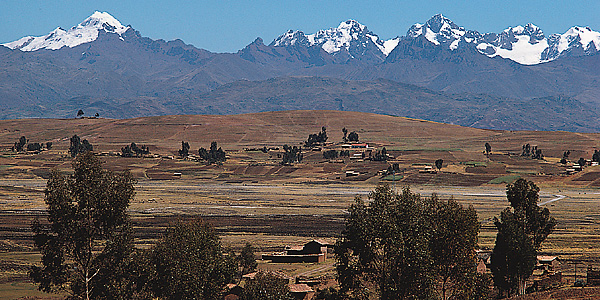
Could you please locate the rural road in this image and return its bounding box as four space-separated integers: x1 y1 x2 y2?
539 194 566 206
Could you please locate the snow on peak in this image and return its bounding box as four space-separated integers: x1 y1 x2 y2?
271 19 399 56
476 23 548 65
270 30 310 47
309 19 372 53
2 11 130 51
408 14 475 50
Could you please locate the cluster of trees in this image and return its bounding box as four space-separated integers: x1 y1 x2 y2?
179 141 227 164
305 127 328 148
69 134 93 157
324 150 351 160
491 179 556 297
30 152 268 300
371 147 388 161
560 150 571 164
521 144 543 159
323 149 339 160
341 128 359 143
336 185 487 299
76 109 99 118
121 142 150 157
386 163 400 175
11 136 52 152
178 141 190 157
198 142 227 164
281 145 303 165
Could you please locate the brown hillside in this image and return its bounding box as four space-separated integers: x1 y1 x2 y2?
1 110 600 187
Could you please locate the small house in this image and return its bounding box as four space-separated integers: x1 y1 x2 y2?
537 256 560 272
289 283 315 300
351 143 368 149
262 240 329 263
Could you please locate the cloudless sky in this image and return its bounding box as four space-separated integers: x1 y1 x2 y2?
2 0 600 53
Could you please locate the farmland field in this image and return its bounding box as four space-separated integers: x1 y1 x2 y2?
1 111 600 298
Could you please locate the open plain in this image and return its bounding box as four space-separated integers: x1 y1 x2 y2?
0 110 600 299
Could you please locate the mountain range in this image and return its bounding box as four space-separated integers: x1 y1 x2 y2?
1 12 599 132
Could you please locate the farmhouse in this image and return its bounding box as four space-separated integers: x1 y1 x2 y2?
536 255 561 272
262 240 328 263
289 283 315 300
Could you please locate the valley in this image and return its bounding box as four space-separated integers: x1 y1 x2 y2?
0 111 600 298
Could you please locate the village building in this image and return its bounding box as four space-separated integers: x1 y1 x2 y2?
289 283 315 300
262 240 329 263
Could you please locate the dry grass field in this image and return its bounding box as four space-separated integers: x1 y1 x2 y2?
1 110 600 299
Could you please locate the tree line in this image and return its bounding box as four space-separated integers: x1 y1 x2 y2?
29 152 273 300
11 136 52 152
179 141 227 164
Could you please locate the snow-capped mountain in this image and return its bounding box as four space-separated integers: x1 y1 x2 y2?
407 14 483 50
271 20 399 60
476 24 548 65
406 14 600 65
542 26 600 61
3 11 129 51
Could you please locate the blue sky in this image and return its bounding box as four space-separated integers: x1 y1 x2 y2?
2 0 600 53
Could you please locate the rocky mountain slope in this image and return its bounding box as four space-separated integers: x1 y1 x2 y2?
1 12 600 131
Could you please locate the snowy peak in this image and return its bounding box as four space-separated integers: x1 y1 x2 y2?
476 23 548 65
309 19 372 53
542 26 600 61
271 19 398 58
407 14 476 50
3 11 130 51
271 30 311 47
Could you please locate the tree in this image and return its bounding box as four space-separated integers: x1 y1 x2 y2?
491 179 556 297
348 131 359 142
485 142 491 155
336 185 482 300
69 135 93 157
578 157 586 168
281 145 302 165
29 152 135 300
561 151 570 164
242 271 292 300
27 142 43 152
13 136 27 152
323 149 338 160
198 141 227 164
77 109 85 118
372 147 388 161
178 141 190 157
151 219 236 300
430 199 480 300
342 127 348 143
239 242 258 275
336 185 435 299
593 150 600 163
121 142 150 157
305 127 328 148
435 158 444 170
46 142 53 150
